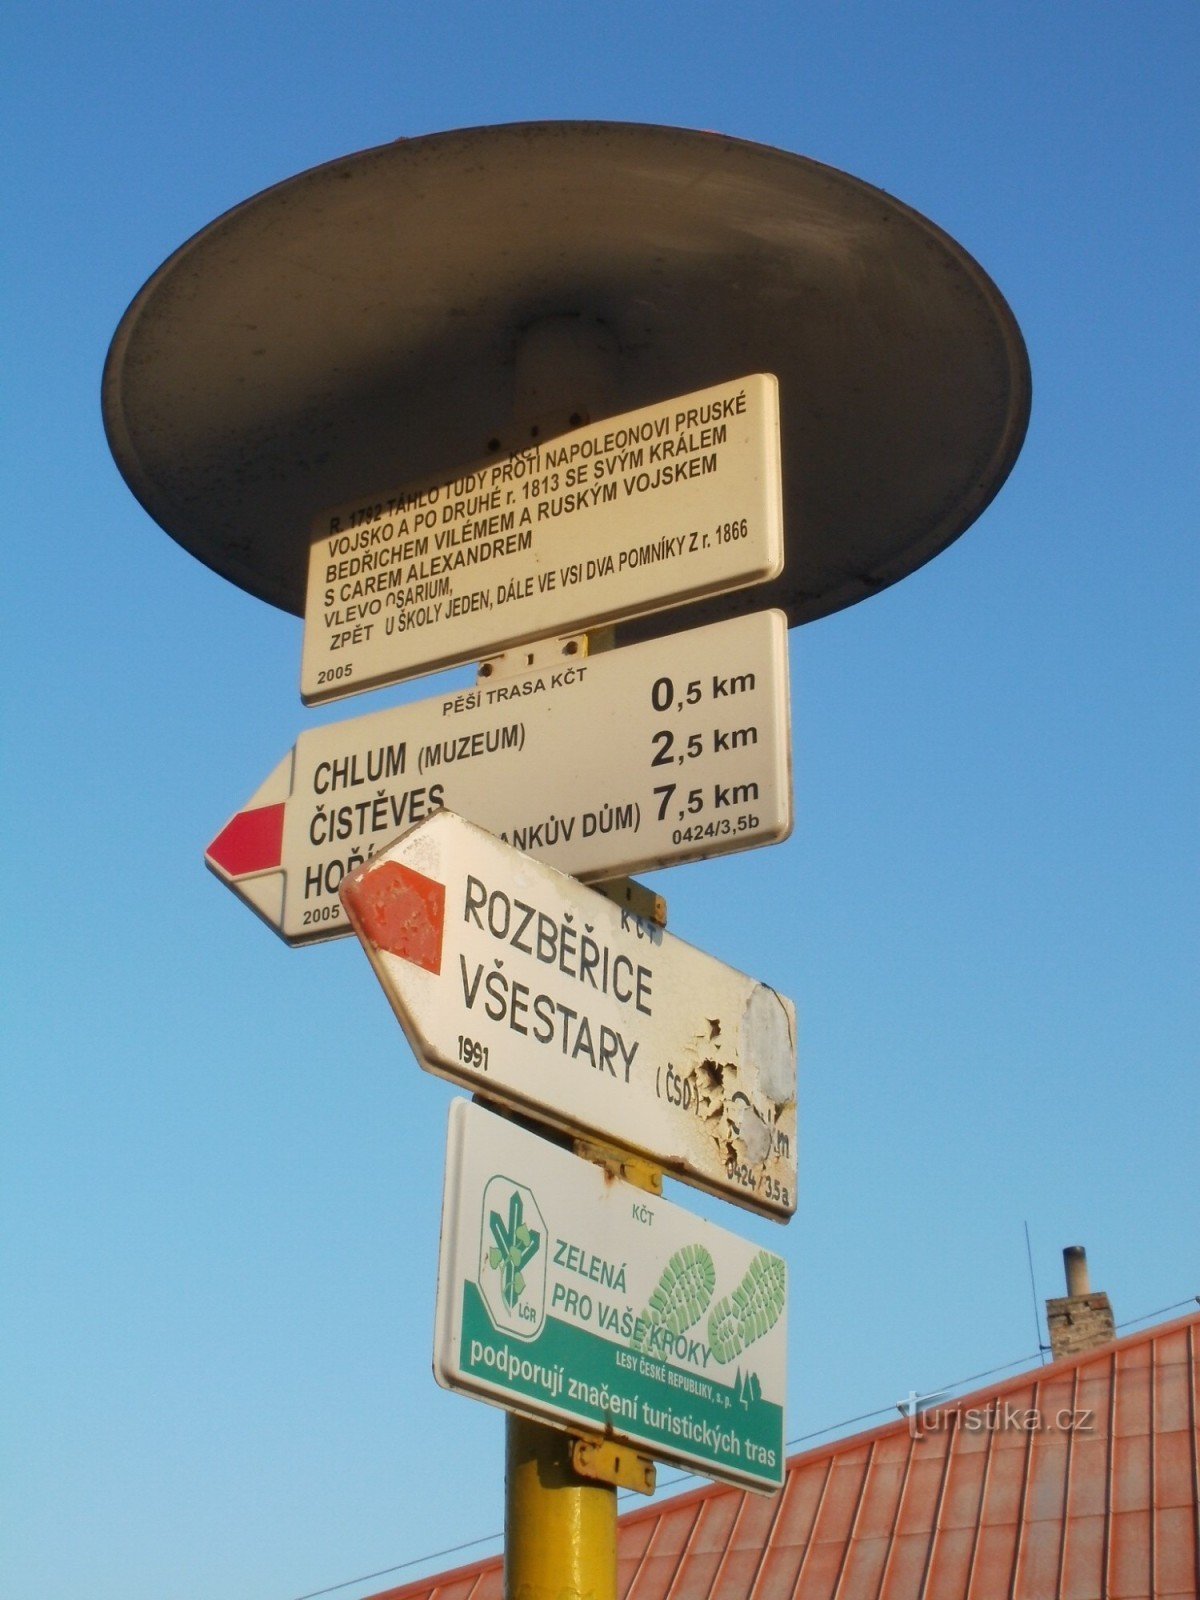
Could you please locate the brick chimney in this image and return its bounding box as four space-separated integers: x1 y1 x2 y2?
1045 1245 1116 1360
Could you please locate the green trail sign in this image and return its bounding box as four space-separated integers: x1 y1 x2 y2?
434 1099 787 1494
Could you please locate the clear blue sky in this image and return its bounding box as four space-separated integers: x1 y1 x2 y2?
3 5 1196 1599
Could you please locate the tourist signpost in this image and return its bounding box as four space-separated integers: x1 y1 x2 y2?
339 810 797 1220
105 119 1029 1596
436 1099 787 1493
207 610 791 943
302 374 783 703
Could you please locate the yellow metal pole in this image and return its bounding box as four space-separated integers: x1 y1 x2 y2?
505 1413 617 1600
503 862 663 1600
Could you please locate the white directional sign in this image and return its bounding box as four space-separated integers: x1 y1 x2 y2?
436 1099 787 1493
207 611 791 945
340 811 797 1218
302 374 783 703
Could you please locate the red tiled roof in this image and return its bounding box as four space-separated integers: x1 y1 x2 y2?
369 1311 1200 1600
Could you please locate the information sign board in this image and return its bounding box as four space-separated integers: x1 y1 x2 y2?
302 374 783 703
207 612 791 944
436 1099 787 1493
340 811 797 1218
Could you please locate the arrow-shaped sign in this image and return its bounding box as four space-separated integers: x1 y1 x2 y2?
206 610 791 945
340 810 797 1218
207 803 286 878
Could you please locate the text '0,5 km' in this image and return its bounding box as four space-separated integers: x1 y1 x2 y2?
302 373 783 701
206 611 791 945
339 811 798 1219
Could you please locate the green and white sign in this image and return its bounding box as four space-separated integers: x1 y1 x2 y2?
435 1099 787 1494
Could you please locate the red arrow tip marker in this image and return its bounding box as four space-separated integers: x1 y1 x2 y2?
341 859 446 974
206 803 286 878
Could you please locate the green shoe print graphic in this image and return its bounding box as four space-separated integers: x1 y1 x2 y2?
487 1188 541 1310
634 1244 716 1348
707 1250 786 1365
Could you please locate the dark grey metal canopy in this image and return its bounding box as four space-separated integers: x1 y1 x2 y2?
102 121 1030 637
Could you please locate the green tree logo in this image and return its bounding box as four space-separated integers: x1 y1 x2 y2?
488 1189 541 1310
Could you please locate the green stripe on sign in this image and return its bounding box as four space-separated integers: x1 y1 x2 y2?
459 1281 783 1487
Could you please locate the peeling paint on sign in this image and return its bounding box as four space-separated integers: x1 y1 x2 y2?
341 810 798 1219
